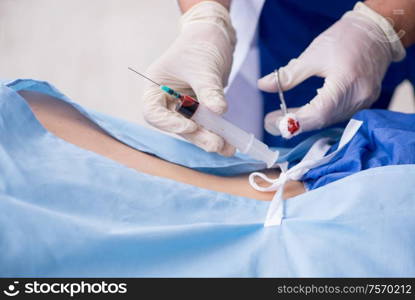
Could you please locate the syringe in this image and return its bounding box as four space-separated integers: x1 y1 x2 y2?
129 67 279 168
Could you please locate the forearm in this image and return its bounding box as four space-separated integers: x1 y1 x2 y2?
365 0 415 47
178 0 231 12
20 90 304 201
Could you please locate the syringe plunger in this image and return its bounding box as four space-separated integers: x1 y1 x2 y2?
188 104 279 168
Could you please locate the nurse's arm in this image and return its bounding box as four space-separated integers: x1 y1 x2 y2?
178 0 231 12
365 0 415 47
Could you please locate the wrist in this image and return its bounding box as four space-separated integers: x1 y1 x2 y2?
364 0 415 47
178 0 230 13
179 1 236 46
351 2 406 61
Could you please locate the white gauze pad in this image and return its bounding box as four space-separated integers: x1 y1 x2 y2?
278 113 301 139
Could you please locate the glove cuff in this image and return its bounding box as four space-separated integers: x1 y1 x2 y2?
179 1 237 47
352 2 406 62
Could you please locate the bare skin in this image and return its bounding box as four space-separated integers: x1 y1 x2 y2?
365 0 415 47
178 0 230 12
18 90 305 201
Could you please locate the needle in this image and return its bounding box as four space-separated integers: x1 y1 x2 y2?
128 67 161 87
128 66 194 103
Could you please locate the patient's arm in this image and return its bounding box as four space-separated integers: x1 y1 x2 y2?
19 90 305 201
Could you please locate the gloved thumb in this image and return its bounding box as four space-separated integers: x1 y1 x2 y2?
195 87 228 115
294 78 343 132
258 58 316 93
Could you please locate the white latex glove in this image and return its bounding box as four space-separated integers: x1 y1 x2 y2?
142 1 236 156
258 2 406 137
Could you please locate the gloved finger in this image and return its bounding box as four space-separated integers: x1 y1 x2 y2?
180 127 236 156
258 58 316 93
264 108 301 136
194 87 228 115
142 86 199 134
295 78 345 132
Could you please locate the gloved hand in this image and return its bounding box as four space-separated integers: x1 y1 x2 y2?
142 1 236 156
258 2 406 137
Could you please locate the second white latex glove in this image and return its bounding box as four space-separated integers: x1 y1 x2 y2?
142 1 236 156
258 2 406 137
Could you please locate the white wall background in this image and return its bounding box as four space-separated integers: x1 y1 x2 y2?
1 0 414 128
0 0 180 127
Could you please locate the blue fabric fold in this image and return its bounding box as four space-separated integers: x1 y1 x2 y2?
303 109 415 190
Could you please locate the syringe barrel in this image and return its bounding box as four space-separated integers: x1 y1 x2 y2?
190 104 278 167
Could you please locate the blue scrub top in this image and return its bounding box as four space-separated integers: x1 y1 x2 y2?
259 0 415 147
